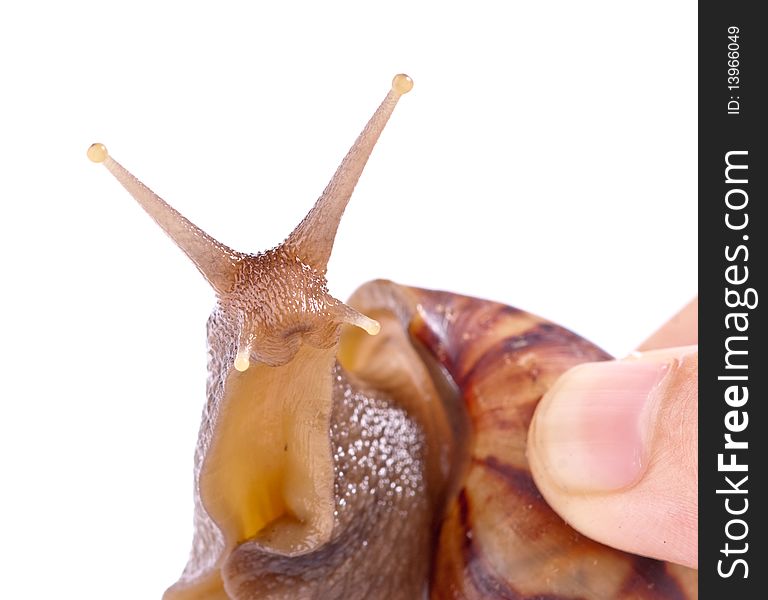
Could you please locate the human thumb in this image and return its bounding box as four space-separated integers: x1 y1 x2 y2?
527 346 698 568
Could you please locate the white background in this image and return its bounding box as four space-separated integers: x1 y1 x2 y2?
0 2 696 598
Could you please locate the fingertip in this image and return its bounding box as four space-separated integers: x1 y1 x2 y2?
529 361 668 493
528 353 699 567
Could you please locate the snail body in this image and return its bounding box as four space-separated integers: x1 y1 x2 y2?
90 75 696 599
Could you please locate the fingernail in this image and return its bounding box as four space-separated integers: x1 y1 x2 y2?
531 361 669 492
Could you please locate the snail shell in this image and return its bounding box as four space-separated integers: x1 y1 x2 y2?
90 75 696 599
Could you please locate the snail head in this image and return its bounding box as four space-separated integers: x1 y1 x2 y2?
87 73 413 369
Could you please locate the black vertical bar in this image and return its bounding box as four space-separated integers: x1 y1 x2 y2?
700 3 766 598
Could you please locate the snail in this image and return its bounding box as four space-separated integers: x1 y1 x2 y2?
88 74 697 599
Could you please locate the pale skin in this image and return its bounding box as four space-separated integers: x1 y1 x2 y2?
528 299 698 569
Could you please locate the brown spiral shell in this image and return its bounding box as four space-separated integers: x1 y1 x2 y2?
349 280 697 599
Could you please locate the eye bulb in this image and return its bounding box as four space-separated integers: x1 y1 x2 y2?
234 349 251 373
391 74 414 95
87 143 109 163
